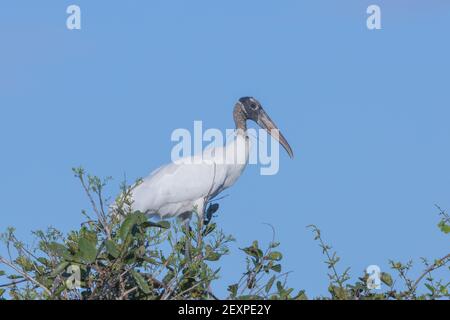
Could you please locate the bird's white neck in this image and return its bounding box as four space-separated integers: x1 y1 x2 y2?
235 128 248 138
224 129 250 166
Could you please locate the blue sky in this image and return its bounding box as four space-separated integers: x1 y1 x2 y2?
1 1 449 297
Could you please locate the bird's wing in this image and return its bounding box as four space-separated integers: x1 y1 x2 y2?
130 155 228 213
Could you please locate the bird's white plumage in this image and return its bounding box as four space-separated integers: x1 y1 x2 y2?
129 131 250 221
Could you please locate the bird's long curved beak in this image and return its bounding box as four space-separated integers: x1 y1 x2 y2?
257 110 294 158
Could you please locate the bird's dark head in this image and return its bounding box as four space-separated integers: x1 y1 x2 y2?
235 96 294 158
238 97 262 122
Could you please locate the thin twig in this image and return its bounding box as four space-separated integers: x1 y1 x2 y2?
411 253 450 294
172 276 216 300
0 278 28 288
0 256 52 296
119 286 138 300
78 174 112 239
308 225 347 288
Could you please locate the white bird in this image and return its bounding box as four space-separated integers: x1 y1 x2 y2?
127 97 293 223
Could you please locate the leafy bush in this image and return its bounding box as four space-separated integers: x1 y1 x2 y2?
0 169 448 300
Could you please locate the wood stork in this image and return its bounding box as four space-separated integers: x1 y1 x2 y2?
128 97 293 225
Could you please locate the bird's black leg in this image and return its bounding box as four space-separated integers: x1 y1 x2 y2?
183 220 192 261
196 203 208 258
197 215 204 254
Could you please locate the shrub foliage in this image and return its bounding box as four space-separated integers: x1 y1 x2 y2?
0 169 448 300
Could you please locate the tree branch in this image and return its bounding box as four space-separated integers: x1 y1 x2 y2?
0 256 52 297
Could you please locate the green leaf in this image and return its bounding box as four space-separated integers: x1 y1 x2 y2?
425 283 435 294
269 241 280 248
80 228 98 244
0 289 5 297
48 242 72 260
266 252 283 261
205 252 221 261
15 256 33 272
135 212 149 224
142 220 170 229
105 240 120 258
131 270 151 294
202 223 216 237
205 245 221 261
78 237 97 263
271 264 282 273
329 285 348 300
381 272 393 287
282 288 294 299
237 295 263 300
438 221 450 234
37 257 50 267
265 275 276 293
119 215 137 240
227 284 238 297
50 262 70 277
0 270 5 276
276 281 284 293
54 284 66 297
294 290 308 300
439 285 448 295
163 271 175 285
156 221 170 229
240 245 263 259
7 275 23 280
143 257 158 265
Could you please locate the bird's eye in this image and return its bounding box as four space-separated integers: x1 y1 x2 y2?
251 104 258 110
